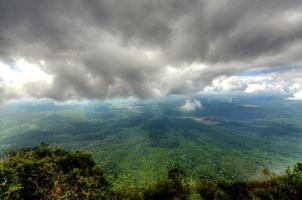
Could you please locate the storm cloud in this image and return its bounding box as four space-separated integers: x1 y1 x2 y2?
0 0 302 102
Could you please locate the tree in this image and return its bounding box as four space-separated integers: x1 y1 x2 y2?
0 144 109 200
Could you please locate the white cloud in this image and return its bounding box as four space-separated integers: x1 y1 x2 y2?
245 83 269 93
288 90 302 100
0 59 53 103
180 99 203 112
205 73 301 95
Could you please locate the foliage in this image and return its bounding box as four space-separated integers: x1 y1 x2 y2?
143 165 189 200
195 162 302 200
0 143 109 200
1 144 302 200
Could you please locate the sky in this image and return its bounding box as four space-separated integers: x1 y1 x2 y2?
1 0 302 104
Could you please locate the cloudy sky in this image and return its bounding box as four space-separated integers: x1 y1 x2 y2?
1 0 302 104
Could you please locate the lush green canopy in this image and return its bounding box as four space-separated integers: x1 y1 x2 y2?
0 144 109 200
1 144 302 200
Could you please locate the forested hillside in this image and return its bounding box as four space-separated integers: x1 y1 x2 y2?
1 95 302 189
1 144 302 200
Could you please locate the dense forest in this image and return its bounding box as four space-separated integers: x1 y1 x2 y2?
1 96 302 189
1 144 302 200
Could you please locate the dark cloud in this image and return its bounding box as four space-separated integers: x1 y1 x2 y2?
0 0 302 101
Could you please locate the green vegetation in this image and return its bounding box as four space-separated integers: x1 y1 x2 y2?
1 144 302 199
0 144 109 200
1 95 302 189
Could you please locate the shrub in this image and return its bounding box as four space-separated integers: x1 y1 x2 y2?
0 144 109 200
143 166 189 200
